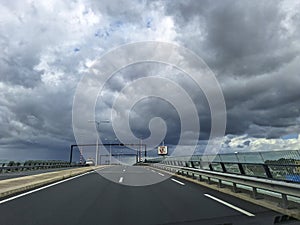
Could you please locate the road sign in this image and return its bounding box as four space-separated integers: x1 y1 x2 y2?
158 146 168 155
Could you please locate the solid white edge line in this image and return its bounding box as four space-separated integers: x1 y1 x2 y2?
171 178 185 185
0 170 96 205
204 194 255 217
158 172 165 176
119 177 123 183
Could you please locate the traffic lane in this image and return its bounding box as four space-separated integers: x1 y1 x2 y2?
0 170 108 225
0 166 282 225
141 171 280 225
148 167 271 215
0 167 278 225
149 168 283 223
1 170 241 224
86 166 283 225
157 175 280 225
95 165 242 223
97 165 166 186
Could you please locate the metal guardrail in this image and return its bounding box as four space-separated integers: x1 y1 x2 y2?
151 163 300 209
147 157 300 183
0 163 85 173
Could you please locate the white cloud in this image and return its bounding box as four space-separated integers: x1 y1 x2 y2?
221 133 300 152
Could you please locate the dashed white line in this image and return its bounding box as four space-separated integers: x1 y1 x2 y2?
123 169 126 172
119 177 123 183
171 178 185 186
204 194 255 217
151 170 155 173
158 172 165 176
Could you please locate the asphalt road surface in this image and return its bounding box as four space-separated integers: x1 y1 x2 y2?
0 165 293 225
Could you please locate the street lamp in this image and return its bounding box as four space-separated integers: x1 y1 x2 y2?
88 120 110 165
105 137 117 165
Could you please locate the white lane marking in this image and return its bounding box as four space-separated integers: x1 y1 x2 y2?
204 194 255 217
0 170 95 205
123 169 126 172
171 178 185 186
151 170 155 173
119 177 123 183
158 172 165 176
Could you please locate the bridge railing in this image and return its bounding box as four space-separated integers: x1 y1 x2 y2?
0 161 85 173
148 162 300 209
146 150 300 209
146 150 300 183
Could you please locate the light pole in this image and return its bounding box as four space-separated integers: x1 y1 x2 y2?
138 136 147 161
88 120 110 165
96 137 99 165
105 137 117 165
139 139 142 162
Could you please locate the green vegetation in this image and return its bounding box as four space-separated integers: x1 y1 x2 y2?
265 158 296 165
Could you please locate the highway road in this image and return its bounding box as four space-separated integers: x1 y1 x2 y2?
0 165 290 225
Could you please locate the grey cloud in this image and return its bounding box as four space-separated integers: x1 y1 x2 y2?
166 0 300 76
0 0 299 161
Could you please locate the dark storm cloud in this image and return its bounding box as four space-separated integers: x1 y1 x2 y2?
96 62 212 144
129 97 181 143
0 0 299 160
165 0 300 140
167 0 300 76
0 32 42 87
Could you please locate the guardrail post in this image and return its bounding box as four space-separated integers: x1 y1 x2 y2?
207 177 211 184
218 179 224 188
232 183 239 193
198 175 203 181
251 187 260 199
280 194 289 209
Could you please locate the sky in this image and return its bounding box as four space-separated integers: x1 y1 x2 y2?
0 0 300 161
